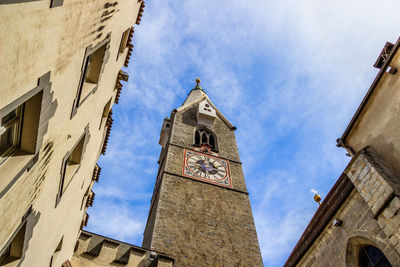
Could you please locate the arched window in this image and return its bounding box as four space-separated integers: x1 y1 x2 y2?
359 245 392 267
194 128 217 151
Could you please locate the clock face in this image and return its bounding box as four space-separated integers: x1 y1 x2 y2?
183 149 232 188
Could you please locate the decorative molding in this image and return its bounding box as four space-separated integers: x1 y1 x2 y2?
101 110 113 155
136 1 145 25
61 260 72 267
86 191 95 207
169 142 242 165
92 164 101 183
124 44 133 68
114 70 129 104
163 170 248 195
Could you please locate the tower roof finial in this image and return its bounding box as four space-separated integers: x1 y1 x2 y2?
192 77 204 91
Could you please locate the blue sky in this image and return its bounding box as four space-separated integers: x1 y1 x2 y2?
87 1 400 266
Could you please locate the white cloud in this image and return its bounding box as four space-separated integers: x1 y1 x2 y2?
88 201 144 243
88 0 400 265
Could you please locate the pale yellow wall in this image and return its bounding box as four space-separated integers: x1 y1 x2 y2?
346 49 400 174
0 0 141 266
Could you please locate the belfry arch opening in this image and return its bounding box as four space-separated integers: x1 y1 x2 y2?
194 128 218 151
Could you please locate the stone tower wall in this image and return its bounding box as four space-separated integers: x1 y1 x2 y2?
143 103 263 266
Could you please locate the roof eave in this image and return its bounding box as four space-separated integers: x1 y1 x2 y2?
338 37 400 149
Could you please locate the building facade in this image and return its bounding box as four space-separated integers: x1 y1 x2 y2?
1 2 262 266
285 38 400 266
0 0 149 266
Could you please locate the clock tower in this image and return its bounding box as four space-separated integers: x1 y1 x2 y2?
143 80 263 266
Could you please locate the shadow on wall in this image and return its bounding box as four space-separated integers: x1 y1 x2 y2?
17 210 41 267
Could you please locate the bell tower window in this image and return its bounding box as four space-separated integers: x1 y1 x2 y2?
194 128 217 151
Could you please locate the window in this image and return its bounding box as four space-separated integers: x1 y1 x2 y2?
99 98 112 129
0 106 23 164
0 222 26 266
56 127 89 206
78 44 107 105
194 128 217 151
359 245 392 267
49 237 63 267
71 35 110 118
0 72 56 198
118 28 132 54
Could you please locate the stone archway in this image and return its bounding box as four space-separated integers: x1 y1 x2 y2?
346 236 392 267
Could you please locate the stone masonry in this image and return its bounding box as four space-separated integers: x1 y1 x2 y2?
346 147 400 256
296 147 400 266
142 90 263 266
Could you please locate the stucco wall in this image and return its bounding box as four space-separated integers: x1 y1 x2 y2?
0 0 141 266
346 49 400 174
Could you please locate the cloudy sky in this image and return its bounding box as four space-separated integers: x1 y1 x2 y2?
87 1 400 266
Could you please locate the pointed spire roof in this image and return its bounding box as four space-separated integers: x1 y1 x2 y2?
182 78 206 106
178 78 236 130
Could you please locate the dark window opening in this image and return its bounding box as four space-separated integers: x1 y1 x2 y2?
194 128 217 151
56 131 87 206
0 222 26 265
359 245 392 267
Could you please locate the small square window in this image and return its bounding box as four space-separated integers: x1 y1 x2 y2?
0 222 26 266
56 128 89 206
99 98 112 129
118 28 131 54
0 106 23 164
0 72 56 200
62 137 85 191
79 44 107 105
72 35 110 118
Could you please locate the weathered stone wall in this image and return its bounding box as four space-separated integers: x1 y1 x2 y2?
149 173 262 267
170 105 241 162
297 148 400 266
144 103 263 266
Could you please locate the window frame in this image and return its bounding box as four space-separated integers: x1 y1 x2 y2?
0 207 31 266
71 34 111 118
56 125 90 207
193 128 218 152
0 105 23 165
0 72 57 199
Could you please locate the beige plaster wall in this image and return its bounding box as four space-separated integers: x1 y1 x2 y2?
346 51 400 174
0 0 141 266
